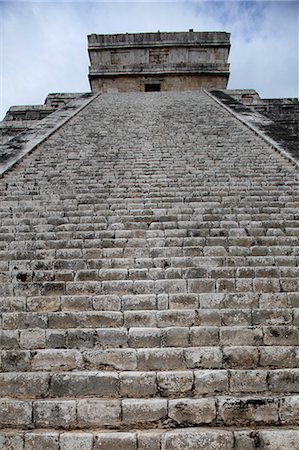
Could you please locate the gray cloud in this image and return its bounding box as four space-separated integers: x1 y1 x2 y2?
1 0 298 119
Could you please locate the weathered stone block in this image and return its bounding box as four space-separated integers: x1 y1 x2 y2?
279 396 299 424
60 432 94 450
258 430 299 450
25 432 59 450
169 398 216 424
190 326 219 346
157 371 193 395
32 349 83 370
77 399 121 427
137 348 185 370
50 371 119 397
219 397 279 425
122 399 167 425
161 429 234 450
94 432 136 450
137 432 162 450
194 370 228 394
84 349 137 370
161 327 189 347
223 346 259 369
229 370 268 393
0 372 49 397
120 371 156 397
129 327 161 348
184 347 222 369
0 433 24 449
0 399 32 427
33 400 76 428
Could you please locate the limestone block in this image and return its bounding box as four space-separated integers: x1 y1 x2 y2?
60 295 93 311
25 432 59 450
184 347 222 368
94 432 136 450
234 431 257 450
279 396 299 424
253 278 280 293
219 397 279 426
155 279 186 294
46 330 67 348
128 328 161 348
0 433 24 450
258 430 299 449
157 310 195 327
67 329 94 349
122 399 167 425
268 369 299 393
124 311 157 327
168 294 198 309
229 370 268 393
65 281 102 295
33 400 76 428
259 346 299 368
137 348 185 370
0 399 32 427
122 294 156 310
27 296 60 312
263 326 299 345
32 349 83 370
0 330 19 349
133 280 155 294
0 372 50 397
50 371 119 397
1 350 31 371
84 349 137 370
2 312 48 329
60 432 94 450
95 328 128 347
194 370 228 394
223 346 259 369
157 371 193 395
252 308 292 325
169 398 216 424
102 280 133 294
20 329 46 349
187 279 215 293
190 326 219 346
77 399 121 427
220 326 263 346
161 327 189 347
161 429 234 450
137 432 162 450
93 294 121 311
120 371 156 397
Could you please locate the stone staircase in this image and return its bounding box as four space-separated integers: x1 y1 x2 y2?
0 91 298 449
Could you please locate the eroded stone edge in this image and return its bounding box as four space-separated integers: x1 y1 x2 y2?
205 89 299 171
0 92 102 177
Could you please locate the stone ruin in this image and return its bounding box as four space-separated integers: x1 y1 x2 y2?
0 31 298 449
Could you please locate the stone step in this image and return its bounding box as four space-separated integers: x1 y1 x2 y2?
0 395 298 429
1 427 299 450
1 309 298 329
1 325 298 349
1 345 298 371
1 292 298 312
0 369 297 399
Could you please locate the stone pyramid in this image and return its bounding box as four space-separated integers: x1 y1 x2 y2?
0 32 298 450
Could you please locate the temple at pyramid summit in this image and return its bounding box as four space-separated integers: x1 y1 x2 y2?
0 31 299 449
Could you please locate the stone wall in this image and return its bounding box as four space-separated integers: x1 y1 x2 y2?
225 89 299 138
1 93 84 144
88 31 230 92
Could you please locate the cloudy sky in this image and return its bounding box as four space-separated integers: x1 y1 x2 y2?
0 0 298 120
